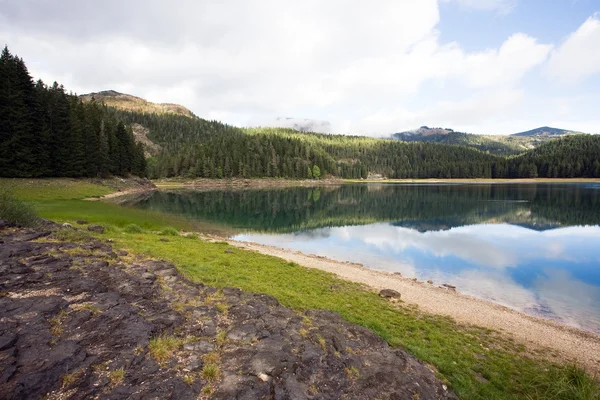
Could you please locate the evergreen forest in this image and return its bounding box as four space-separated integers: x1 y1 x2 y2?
0 47 146 178
2 46 599 180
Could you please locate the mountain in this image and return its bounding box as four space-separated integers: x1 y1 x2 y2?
390 126 589 156
79 88 600 180
391 127 539 156
511 126 585 137
80 90 196 118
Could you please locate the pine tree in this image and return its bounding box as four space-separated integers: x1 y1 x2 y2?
312 165 321 179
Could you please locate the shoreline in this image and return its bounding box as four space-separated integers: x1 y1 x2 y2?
215 235 600 373
154 177 344 190
154 177 600 189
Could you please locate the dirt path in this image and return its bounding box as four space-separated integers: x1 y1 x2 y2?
224 238 600 374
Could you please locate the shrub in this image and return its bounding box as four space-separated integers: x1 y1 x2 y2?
0 190 39 227
159 227 180 236
123 224 144 233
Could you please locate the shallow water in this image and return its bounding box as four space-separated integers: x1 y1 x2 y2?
130 183 600 332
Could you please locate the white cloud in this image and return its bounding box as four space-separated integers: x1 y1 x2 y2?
1 1 594 135
547 15 600 85
441 0 517 14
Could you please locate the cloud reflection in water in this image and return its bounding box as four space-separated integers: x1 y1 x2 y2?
234 223 600 332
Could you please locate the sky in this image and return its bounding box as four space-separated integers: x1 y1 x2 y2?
1 0 599 136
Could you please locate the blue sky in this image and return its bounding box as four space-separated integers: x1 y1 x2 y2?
1 0 599 135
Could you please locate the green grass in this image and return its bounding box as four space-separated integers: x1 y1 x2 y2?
1 178 112 201
109 231 599 400
148 335 185 366
51 227 95 242
8 178 599 399
0 190 39 226
123 224 144 233
33 200 194 231
159 227 180 236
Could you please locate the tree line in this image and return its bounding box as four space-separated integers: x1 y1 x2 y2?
131 183 600 233
122 111 600 180
2 45 598 181
0 47 146 178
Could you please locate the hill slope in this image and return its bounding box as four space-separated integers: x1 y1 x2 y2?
512 126 585 137
81 90 599 180
391 127 562 156
80 90 196 118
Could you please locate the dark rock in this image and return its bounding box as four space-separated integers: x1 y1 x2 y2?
427 280 434 284
183 355 203 371
443 283 457 290
224 249 235 254
87 224 105 234
183 340 215 353
159 238 169 242
76 220 88 225
141 272 156 281
0 332 17 351
379 289 402 299
0 226 458 400
117 250 128 256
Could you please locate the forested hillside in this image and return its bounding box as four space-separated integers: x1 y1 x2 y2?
100 99 600 180
391 127 558 156
0 47 146 178
510 135 600 178
3 46 598 181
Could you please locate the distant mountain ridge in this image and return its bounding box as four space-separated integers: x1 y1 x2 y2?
511 126 585 137
80 90 196 118
391 126 588 156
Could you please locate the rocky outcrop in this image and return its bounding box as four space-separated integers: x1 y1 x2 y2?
0 224 457 400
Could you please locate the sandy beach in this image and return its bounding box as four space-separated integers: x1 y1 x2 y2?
222 237 600 374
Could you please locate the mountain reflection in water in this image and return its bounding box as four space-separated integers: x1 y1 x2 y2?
130 183 600 332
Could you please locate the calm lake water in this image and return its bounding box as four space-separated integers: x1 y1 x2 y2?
130 183 600 333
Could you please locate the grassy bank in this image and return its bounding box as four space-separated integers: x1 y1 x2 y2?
2 179 598 399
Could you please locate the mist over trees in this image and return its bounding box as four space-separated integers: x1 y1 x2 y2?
0 47 145 178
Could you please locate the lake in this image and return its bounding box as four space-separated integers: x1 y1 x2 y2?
130 183 600 333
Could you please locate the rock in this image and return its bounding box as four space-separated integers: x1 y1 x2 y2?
224 249 234 254
0 333 17 351
141 272 156 281
257 373 271 382
183 355 203 371
379 289 401 299
87 224 105 234
183 341 214 353
427 280 433 284
117 250 128 256
0 226 458 400
62 223 74 229
76 220 88 225
155 269 176 277
159 238 169 242
393 272 402 276
443 283 457 290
